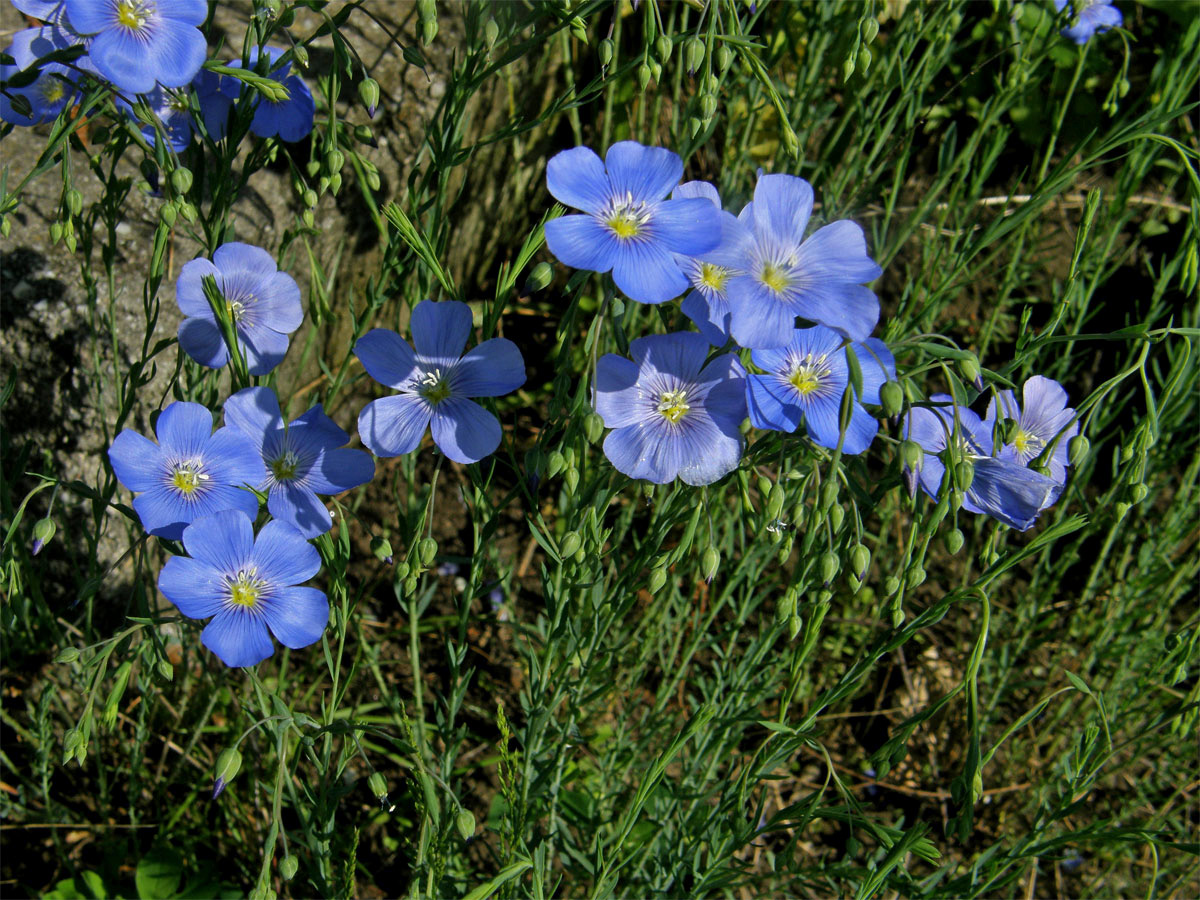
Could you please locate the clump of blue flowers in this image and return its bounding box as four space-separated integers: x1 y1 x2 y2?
107 400 265 540
158 510 329 668
356 300 527 464
219 46 315 142
175 242 304 376
0 25 81 126
1054 0 1122 44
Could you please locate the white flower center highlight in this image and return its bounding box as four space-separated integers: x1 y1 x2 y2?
269 449 301 482
787 355 830 396
601 192 652 242
116 0 154 31
697 262 729 295
418 368 452 405
656 389 691 424
226 568 267 609
169 459 209 497
226 299 246 322
1013 429 1044 457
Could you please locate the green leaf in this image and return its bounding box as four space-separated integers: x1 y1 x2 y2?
136 847 183 900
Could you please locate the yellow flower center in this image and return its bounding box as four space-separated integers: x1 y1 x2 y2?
657 389 691 424
759 261 791 294
227 569 267 609
418 369 452 405
41 80 65 104
170 461 208 496
1013 430 1043 456
600 192 651 242
606 210 641 240
787 357 829 396
699 262 729 293
116 0 152 30
226 299 246 322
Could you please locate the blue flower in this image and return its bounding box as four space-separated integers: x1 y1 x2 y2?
356 300 527 464
11 1 68 20
593 332 747 485
725 173 882 348
746 325 895 455
158 510 328 667
192 67 231 139
984 375 1078 484
671 181 755 347
544 141 722 304
223 387 375 539
0 26 82 125
114 84 194 150
220 47 314 142
108 401 266 539
63 0 207 96
175 242 304 376
903 396 1062 531
1054 0 1122 44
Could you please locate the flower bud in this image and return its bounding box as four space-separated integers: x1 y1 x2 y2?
371 536 394 564
701 546 720 583
395 561 410 580
850 544 870 579
102 660 133 728
403 576 418 595
775 589 797 625
419 537 438 566
62 728 82 764
699 93 717 120
0 217 8 237
49 222 63 244
1130 484 1149 504
358 77 380 117
157 658 173 681
455 808 476 840
862 18 879 43
880 381 904 417
900 439 924 472
959 355 983 391
524 261 554 294
787 613 803 640
354 124 376 145
585 412 605 444
766 483 785 520
212 747 243 798
564 466 579 495
828 503 844 533
329 173 343 194
159 203 177 227
655 36 672 63
279 857 299 881
945 528 964 555
560 531 581 559
716 44 733 71
637 63 651 92
368 771 388 801
326 149 345 173
906 566 926 588
884 575 901 596
31 516 55 556
55 647 79 664
954 460 975 490
484 18 500 50
857 46 872 75
648 566 667 594
547 450 565 477
598 38 614 67
65 188 83 216
686 37 705 73
843 56 856 82
170 167 193 194
819 551 839 585
422 18 438 46
819 481 838 511
1068 435 1089 466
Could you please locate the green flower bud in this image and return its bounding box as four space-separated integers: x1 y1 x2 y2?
303 189 318 208
648 566 667 594
857 46 872 75
828 503 844 533
422 19 438 46
403 576 418 595
686 37 705 73
65 188 83 216
843 56 856 82
574 547 586 565
178 201 197 222
62 728 82 764
292 45 308 68
354 124 375 144
945 528 964 555
395 561 410 580
715 44 733 71
906 566 926 588
49 222 63 244
524 261 554 294
701 546 720 583
689 117 703 138
279 857 299 881
368 771 388 800
419 537 438 566
212 747 243 798
884 575 901 596
31 516 56 555
1068 435 1089 466
598 38 614 67
954 460 975 489
102 660 133 728
766 483 785 520
655 36 672 63
787 613 803 640
959 354 982 389
560 531 582 559
0 217 10 237
157 658 173 681
1130 484 1149 504
170 167 192 194
55 647 79 664
358 77 380 116
159 203 177 227
880 381 904 417
455 808 476 840
699 93 717 120
891 607 904 628
819 551 839 585
775 589 797 625
585 412 605 444
485 18 500 50
862 18 879 43
545 451 564 478
326 149 345 173
819 481 839 511
329 172 342 194
371 536 394 564
564 466 579 495
850 544 870 579
637 63 651 92
1114 501 1131 521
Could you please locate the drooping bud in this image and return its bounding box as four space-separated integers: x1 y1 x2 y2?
686 37 705 74
212 747 243 798
884 575 901 596
31 517 55 556
850 544 870 579
862 17 879 43
371 536 394 564
279 857 299 881
170 167 193 194
945 529 965 555
547 450 565 477
715 44 733 72
358 77 380 117
819 481 839 511
775 588 797 626
954 460 975 490
766 483 785 520
1068 435 1089 466
880 381 904 417
564 466 580 495
584 413 605 444
1129 484 1149 504
55 647 80 664
559 531 581 559
699 93 717 120
655 35 672 63
701 546 720 583
598 38 614 67
819 551 839 585
637 63 651 92
959 355 983 392
828 503 844 533
648 566 667 594
484 18 500 50
455 808 476 840
906 566 926 588
418 537 438 566
524 261 554 294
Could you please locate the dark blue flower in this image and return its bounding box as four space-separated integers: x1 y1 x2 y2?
158 509 328 667
175 242 304 376
108 401 266 540
1054 0 1122 44
544 141 722 304
64 0 207 96
192 67 230 139
746 325 895 455
985 376 1078 485
114 84 194 150
671 181 755 347
725 173 881 348
355 300 527 464
0 26 81 125
223 387 375 539
220 47 314 142
593 332 747 485
904 396 1062 531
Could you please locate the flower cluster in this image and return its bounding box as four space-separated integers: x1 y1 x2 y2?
1054 0 1122 45
546 141 893 485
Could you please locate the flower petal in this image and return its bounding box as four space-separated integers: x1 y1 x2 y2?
239 322 291 376
223 387 284 450
267 482 333 539
411 299 472 364
746 375 802 432
109 429 164 492
593 354 642 428
727 278 796 349
355 328 418 390
178 316 229 369
201 609 276 667
157 556 226 620
603 421 680 483
676 417 742 486
968 457 1063 531
132 487 191 539
250 518 322 584
544 214 621 273
752 173 813 250
305 447 375 496
262 586 329 650
137 17 206 89
85 29 156 94
604 141 683 203
546 146 611 215
156 401 215 457
205 427 269 489
672 180 721 205
852 338 896 405
253 271 303 333
796 220 883 285
629 331 711 381
213 242 277 276
789 281 880 344
681 290 733 348
358 394 432 458
610 239 688 304
430 397 502 463
176 258 220 316
452 338 526 397
181 508 255 571
650 198 722 255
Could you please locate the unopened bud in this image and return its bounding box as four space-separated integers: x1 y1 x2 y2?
787 613 803 640
564 466 579 494
368 771 387 800
649 60 662 82
159 203 177 227
418 537 437 566
701 546 720 583
422 18 438 46
648 566 667 594
31 517 55 555
65 188 83 216
959 355 983 391
547 450 565 477
371 536 393 564
326 149 345 173
170 167 192 194
819 481 838 511
524 261 554 294
1068 435 1089 466
455 808 476 840
884 575 901 596
686 37 705 73
637 63 651 91
828 503 844 533
655 36 672 63
354 124 376 145
850 544 870 579
1129 484 1149 504
775 589 797 625
699 93 717 120
598 38 614 67
212 747 243 798
906 566 926 588
560 531 581 560
291 44 308 68
954 460 975 490
358 77 380 117
901 439 924 473
945 528 965 554
584 412 604 444
279 857 299 881
880 381 904 417
484 18 499 50
862 18 879 43
766 484 785 520
843 56 856 82
1114 501 1131 521
716 44 733 71
55 647 79 664
50 222 63 243
819 551 839 585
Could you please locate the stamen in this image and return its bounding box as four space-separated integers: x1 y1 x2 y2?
698 262 729 294
600 191 652 242
169 459 209 497
787 355 830 396
418 368 453 405
657 389 690 424
270 449 301 482
116 0 153 31
226 568 267 609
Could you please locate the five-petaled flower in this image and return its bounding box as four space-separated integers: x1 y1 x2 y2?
544 141 722 304
158 510 329 667
219 46 315 142
984 375 1078 485
175 242 304 376
593 332 748 485
0 26 82 126
903 396 1063 531
224 387 375 538
746 325 895 455
115 84 195 151
726 173 881 349
355 300 527 464
108 400 266 540
64 0 207 96
1054 0 1122 45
